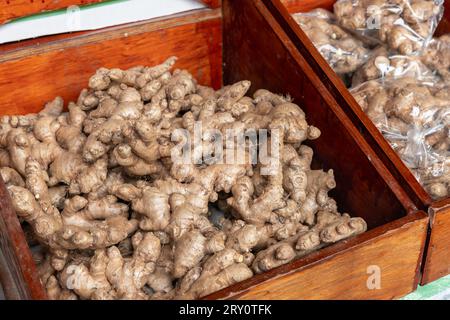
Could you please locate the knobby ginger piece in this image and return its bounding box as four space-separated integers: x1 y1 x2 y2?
1 57 367 300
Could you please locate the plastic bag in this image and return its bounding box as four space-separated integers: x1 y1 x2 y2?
351 77 449 199
292 8 371 75
421 34 450 82
351 45 439 86
333 0 445 55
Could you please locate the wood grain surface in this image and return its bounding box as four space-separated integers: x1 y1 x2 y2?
200 0 221 8
0 9 222 116
422 200 450 284
206 211 428 300
279 0 335 12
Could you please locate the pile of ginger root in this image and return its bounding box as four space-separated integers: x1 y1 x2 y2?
0 57 367 300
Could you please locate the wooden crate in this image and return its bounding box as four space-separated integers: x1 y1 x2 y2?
266 0 450 285
0 1 428 300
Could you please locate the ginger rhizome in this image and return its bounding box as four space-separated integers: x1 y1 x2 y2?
293 8 370 75
351 46 439 86
333 0 444 55
351 77 449 199
1 57 367 300
421 35 450 82
291 1 449 201
292 1 448 86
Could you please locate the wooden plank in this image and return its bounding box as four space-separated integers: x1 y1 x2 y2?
0 8 221 54
0 9 223 116
435 0 450 36
206 211 428 300
280 0 334 12
0 30 89 53
200 0 221 8
422 200 450 284
0 0 104 25
0 240 25 299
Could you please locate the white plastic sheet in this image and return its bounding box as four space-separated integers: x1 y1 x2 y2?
0 0 206 44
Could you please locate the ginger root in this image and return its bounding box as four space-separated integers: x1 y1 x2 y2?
351 78 449 199
421 35 450 82
293 8 370 75
351 46 438 86
333 0 444 55
2 57 367 300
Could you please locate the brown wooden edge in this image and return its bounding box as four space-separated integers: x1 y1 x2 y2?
0 0 104 25
0 9 221 63
435 0 450 36
200 0 221 9
279 0 335 12
205 210 428 299
0 8 223 116
262 0 432 211
0 7 221 55
421 199 450 284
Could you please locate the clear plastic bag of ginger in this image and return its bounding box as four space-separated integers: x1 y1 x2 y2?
292 8 371 76
351 76 449 199
421 34 450 82
351 45 440 86
333 0 445 56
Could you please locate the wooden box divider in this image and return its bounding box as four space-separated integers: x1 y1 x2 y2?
266 0 450 285
0 1 430 300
